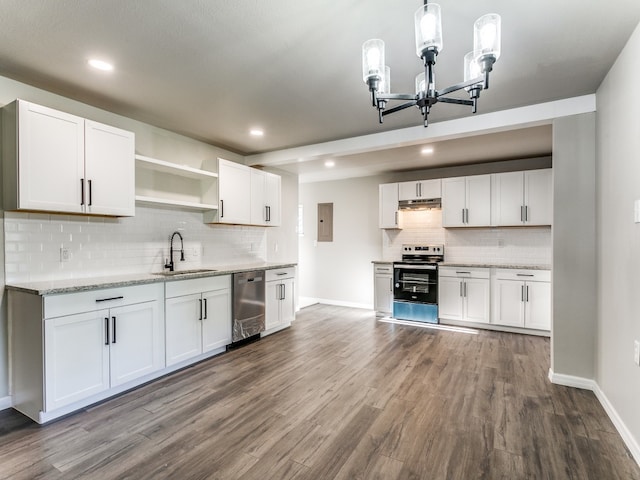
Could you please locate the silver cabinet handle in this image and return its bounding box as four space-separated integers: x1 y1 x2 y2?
464 282 467 297
521 285 525 302
525 205 529 222
459 281 463 297
389 277 393 293
462 209 465 224
456 271 471 275
394 211 398 225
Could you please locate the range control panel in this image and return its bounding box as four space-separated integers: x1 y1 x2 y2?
402 244 444 254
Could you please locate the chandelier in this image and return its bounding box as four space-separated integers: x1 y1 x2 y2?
362 1 501 127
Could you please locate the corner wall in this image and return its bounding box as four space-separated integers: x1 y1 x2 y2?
551 113 597 379
596 21 640 454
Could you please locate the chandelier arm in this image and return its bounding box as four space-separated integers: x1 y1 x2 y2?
437 76 485 97
380 101 419 117
376 93 417 102
437 97 475 106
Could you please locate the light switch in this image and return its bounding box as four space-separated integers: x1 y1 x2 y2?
635 200 640 223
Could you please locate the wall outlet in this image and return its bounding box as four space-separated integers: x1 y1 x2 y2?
634 340 640 366
60 247 70 262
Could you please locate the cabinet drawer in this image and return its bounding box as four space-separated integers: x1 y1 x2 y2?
374 264 393 275
266 267 295 282
44 282 163 319
165 274 231 298
493 269 550 282
439 267 490 279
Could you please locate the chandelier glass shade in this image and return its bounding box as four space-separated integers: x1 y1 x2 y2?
362 1 501 127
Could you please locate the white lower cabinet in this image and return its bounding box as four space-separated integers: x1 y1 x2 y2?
373 263 393 316
491 269 551 330
264 267 296 335
165 275 231 366
10 283 165 422
438 267 490 324
44 299 163 411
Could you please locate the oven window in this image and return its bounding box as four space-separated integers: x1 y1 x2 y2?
394 266 438 304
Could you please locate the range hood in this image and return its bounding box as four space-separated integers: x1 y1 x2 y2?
398 198 441 210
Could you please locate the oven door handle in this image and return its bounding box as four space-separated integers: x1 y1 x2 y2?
394 264 437 270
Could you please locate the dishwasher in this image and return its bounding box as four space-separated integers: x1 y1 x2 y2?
231 270 266 343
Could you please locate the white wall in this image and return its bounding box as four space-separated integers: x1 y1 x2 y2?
596 21 640 451
0 75 298 407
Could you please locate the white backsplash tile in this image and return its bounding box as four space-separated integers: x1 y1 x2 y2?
382 209 551 266
4 205 267 283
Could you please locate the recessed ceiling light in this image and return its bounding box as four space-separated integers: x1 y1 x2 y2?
421 146 434 155
250 128 264 137
88 58 114 72
324 160 335 168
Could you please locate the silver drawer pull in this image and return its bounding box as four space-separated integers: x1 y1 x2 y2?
456 271 471 274
276 272 288 276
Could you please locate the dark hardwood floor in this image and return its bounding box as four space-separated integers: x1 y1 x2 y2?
1 304 638 479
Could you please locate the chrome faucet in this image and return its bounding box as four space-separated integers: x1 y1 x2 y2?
164 231 185 272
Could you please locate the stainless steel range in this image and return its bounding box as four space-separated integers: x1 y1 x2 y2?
393 244 444 323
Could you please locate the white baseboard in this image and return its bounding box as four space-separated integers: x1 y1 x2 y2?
0 395 11 411
299 297 373 311
548 369 597 390
314 298 373 310
592 382 640 467
548 369 640 467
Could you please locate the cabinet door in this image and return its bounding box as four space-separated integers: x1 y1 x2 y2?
218 159 251 224
493 171 524 226
524 281 551 330
17 100 85 214
438 276 463 319
44 310 110 411
202 288 232 352
84 120 135 216
374 274 393 315
466 175 492 226
420 179 441 199
379 183 399 229
398 181 421 201
524 169 552 226
165 293 203 366
250 169 267 225
464 278 490 324
492 280 525 327
265 281 282 330
442 177 466 227
280 278 296 325
265 172 282 226
109 301 164 388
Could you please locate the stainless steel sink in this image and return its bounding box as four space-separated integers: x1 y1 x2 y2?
153 268 217 276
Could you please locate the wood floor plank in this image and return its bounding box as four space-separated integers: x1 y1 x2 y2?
0 304 638 480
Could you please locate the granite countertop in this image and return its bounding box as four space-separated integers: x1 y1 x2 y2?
372 260 550 270
6 262 297 296
439 262 551 270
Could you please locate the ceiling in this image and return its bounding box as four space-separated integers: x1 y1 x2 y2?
0 0 638 181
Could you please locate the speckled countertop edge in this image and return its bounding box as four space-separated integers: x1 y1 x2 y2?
6 262 297 296
372 260 550 271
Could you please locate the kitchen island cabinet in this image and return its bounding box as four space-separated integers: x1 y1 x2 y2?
2 99 135 216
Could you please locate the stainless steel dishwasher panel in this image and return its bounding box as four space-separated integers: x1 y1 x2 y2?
232 270 266 342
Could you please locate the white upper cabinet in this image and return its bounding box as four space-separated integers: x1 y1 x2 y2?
379 183 400 229
209 158 281 226
251 169 281 226
2 100 135 216
492 169 552 226
85 120 135 216
217 158 251 224
398 179 441 201
442 174 491 227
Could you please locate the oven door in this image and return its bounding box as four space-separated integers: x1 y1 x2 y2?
393 263 439 323
393 263 438 304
